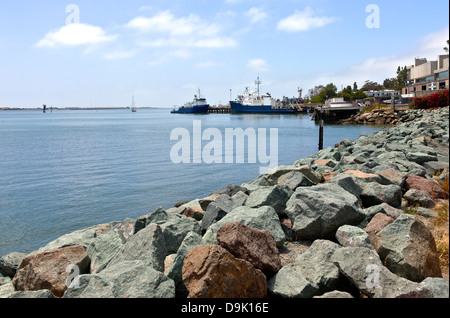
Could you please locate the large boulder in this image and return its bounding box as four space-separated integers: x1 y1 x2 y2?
216 222 282 275
203 206 285 248
201 194 235 231
404 175 448 200
267 267 318 298
360 182 402 208
166 232 203 298
107 224 166 272
403 189 436 209
63 260 175 298
285 184 365 240
0 252 27 278
373 214 442 282
12 245 90 298
277 171 315 190
364 213 395 246
146 207 202 255
86 229 126 274
335 225 373 249
31 224 112 254
182 245 267 298
294 240 342 294
244 185 293 216
331 247 433 298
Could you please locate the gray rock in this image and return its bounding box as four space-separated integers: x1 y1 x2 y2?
63 260 175 298
0 252 27 277
336 225 373 249
8 290 56 298
267 267 319 298
231 191 248 207
153 216 202 255
166 232 203 298
360 182 402 208
406 152 438 164
420 277 449 298
268 165 322 184
403 189 436 209
201 194 235 231
245 185 293 216
331 247 433 298
0 283 16 298
277 171 315 191
294 240 342 293
31 223 111 254
87 229 126 274
313 291 354 298
285 184 365 240
374 214 442 282
107 223 166 272
203 206 285 248
326 173 362 199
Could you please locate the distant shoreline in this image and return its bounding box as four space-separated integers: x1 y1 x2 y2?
0 107 163 111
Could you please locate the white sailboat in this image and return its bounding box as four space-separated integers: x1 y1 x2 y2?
131 96 137 112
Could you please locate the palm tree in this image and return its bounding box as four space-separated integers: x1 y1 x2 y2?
444 40 449 53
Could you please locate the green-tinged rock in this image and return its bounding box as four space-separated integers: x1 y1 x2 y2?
166 232 203 298
245 185 293 216
63 260 175 298
107 223 166 272
267 267 319 298
373 214 442 282
285 184 364 240
87 229 126 274
360 182 402 208
294 240 342 294
331 247 433 298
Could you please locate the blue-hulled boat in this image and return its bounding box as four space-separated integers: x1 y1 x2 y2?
171 90 210 114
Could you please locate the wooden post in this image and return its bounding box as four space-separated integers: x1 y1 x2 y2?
318 109 324 151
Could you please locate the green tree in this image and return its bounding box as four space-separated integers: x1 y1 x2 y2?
361 80 383 91
396 66 408 91
353 82 358 92
444 40 449 53
324 83 338 100
383 78 398 89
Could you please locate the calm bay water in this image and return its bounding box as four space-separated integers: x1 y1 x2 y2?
0 109 383 256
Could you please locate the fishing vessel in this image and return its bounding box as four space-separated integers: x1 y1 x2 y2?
171 90 210 114
230 77 303 114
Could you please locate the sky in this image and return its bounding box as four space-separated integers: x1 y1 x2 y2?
0 0 449 108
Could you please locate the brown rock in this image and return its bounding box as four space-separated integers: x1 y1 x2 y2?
216 222 282 275
12 245 90 298
182 245 267 298
364 213 395 246
183 206 205 221
377 169 407 187
322 171 338 183
404 175 448 200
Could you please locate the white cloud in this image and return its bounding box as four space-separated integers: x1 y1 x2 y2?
103 50 137 60
246 7 268 24
277 7 337 32
247 58 270 72
36 23 117 48
195 60 226 68
305 27 450 90
126 11 237 49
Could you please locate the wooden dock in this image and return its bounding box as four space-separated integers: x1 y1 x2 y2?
208 106 232 113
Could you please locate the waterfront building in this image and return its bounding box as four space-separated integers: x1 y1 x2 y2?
402 54 449 96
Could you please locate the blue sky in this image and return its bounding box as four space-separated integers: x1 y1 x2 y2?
0 0 448 108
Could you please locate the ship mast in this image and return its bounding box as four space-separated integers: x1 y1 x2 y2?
255 77 261 96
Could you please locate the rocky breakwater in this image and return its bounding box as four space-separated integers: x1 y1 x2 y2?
340 108 428 126
0 107 449 299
